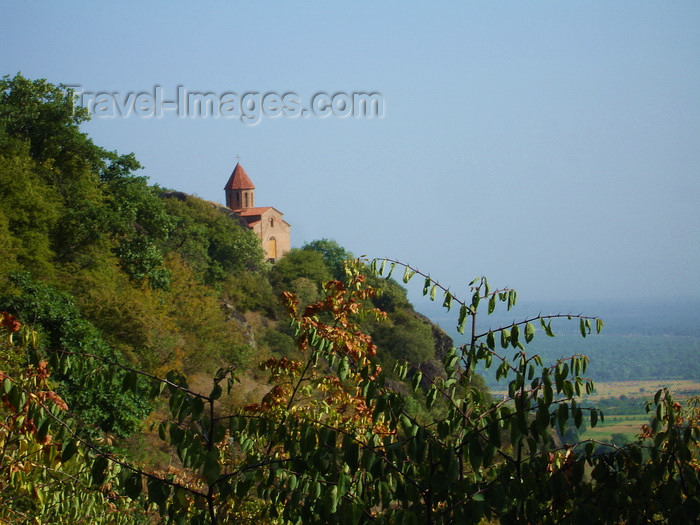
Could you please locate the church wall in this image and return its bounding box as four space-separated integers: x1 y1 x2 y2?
260 210 290 260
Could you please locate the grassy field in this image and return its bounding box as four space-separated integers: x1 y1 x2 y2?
579 379 700 442
584 379 700 401
490 379 700 443
580 413 650 441
490 379 700 402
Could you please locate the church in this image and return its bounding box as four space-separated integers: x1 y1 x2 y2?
224 162 291 261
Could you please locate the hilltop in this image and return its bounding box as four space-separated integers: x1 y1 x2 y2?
0 73 456 436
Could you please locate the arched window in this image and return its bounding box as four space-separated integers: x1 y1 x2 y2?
268 236 277 260
270 217 274 228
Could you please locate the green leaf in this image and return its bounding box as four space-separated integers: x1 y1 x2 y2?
338 359 349 381
37 417 51 443
654 388 663 405
486 331 495 350
457 305 468 334
443 291 453 311
488 294 496 314
397 363 408 381
510 324 519 347
557 404 568 432
562 380 574 398
61 439 78 463
471 290 481 309
324 485 338 514
209 384 223 400
288 474 298 491
124 473 142 499
426 386 438 408
543 379 553 405
411 371 423 392
585 442 595 457
444 352 459 374
361 449 376 471
190 397 205 422
500 329 510 349
214 367 229 383
8 386 23 411
525 322 535 343
122 370 138 393
430 284 437 301
147 477 170 510
423 276 431 295
596 318 604 334
343 434 359 470
91 455 109 486
579 318 587 338
469 437 483 469
150 379 166 398
541 318 555 337
203 448 221 484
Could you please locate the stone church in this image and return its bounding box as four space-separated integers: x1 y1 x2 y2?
224 162 291 261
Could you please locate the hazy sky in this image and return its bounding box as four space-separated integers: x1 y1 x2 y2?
2 1 699 304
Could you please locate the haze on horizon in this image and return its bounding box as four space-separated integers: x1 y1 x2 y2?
2 2 698 304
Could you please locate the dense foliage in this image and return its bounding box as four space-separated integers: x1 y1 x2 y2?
1 74 698 523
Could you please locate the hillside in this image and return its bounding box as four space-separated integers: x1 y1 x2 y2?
1 74 698 524
0 73 453 423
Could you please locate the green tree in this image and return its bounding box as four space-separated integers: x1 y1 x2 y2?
2 274 152 437
161 193 264 285
0 74 95 164
0 145 60 280
100 154 173 288
269 248 333 295
368 306 435 366
0 74 175 282
302 238 352 281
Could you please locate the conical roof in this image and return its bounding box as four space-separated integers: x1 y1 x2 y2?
224 163 255 190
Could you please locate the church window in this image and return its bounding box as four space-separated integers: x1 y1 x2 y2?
268 236 277 260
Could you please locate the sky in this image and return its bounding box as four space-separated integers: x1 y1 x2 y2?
2 1 699 307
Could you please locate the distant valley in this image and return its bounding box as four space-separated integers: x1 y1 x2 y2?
416 296 700 389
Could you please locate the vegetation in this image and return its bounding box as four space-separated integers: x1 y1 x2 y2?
1 73 698 523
